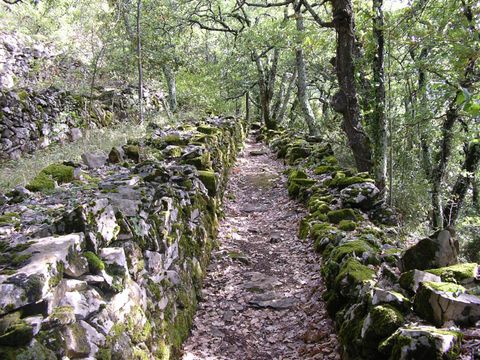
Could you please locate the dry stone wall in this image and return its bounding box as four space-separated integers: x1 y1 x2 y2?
0 116 246 359
263 127 480 360
0 86 163 161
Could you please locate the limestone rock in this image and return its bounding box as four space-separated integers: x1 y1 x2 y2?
399 230 459 272
414 281 480 326
81 151 107 169
399 269 442 293
340 182 380 210
379 325 462 360
0 233 84 314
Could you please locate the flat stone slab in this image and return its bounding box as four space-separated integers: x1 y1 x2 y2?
249 292 297 309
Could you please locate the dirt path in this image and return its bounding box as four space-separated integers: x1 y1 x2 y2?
182 137 340 360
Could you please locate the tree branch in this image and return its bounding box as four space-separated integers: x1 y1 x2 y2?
301 0 334 27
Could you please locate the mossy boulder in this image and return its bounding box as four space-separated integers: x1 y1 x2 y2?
327 208 357 224
327 175 375 189
338 220 357 231
425 263 478 284
399 269 442 293
26 163 75 192
314 165 340 175
399 230 459 272
198 170 217 196
328 239 377 264
414 281 480 326
379 325 463 360
286 140 311 164
360 305 405 358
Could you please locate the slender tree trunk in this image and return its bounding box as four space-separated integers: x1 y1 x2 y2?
277 69 297 124
271 72 288 121
255 52 278 130
295 1 319 136
443 141 480 227
136 0 144 124
245 91 251 122
162 64 177 113
331 0 373 172
431 103 458 228
372 0 387 193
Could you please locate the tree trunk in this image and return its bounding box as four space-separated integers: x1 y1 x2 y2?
255 51 278 130
431 103 457 228
245 91 251 122
136 0 144 124
331 0 373 172
162 64 177 113
443 141 480 227
277 69 297 124
371 0 387 193
271 72 288 122
295 1 319 136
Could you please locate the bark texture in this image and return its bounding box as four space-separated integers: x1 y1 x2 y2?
331 0 373 172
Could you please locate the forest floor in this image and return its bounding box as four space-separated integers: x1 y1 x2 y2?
181 137 340 360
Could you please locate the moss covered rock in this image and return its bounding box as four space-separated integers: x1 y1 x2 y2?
327 208 357 224
338 220 357 231
425 263 478 284
414 281 480 326
379 325 462 360
26 163 75 192
198 170 217 196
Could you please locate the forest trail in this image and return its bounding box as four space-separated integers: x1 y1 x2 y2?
182 137 340 360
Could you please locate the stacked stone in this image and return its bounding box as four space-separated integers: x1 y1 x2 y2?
263 127 479 360
0 86 162 161
0 116 246 359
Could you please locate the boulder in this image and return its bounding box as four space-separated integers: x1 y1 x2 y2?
379 325 462 360
340 182 380 210
81 152 107 169
399 269 442 293
414 281 480 326
108 146 125 163
399 230 459 272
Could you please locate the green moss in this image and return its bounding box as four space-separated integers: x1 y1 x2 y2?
197 125 219 135
198 170 217 196
367 305 404 339
335 258 376 285
422 281 465 294
328 240 374 263
41 164 74 183
425 263 478 283
338 220 357 231
26 172 55 192
0 321 33 346
11 253 31 267
84 251 105 273
314 165 340 175
26 163 75 192
0 213 20 226
163 134 188 146
327 208 357 224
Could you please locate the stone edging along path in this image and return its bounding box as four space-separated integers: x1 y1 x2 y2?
262 127 480 360
182 136 340 359
0 116 245 359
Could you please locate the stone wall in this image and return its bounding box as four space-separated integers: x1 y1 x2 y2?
263 128 479 360
0 116 246 359
0 86 162 160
